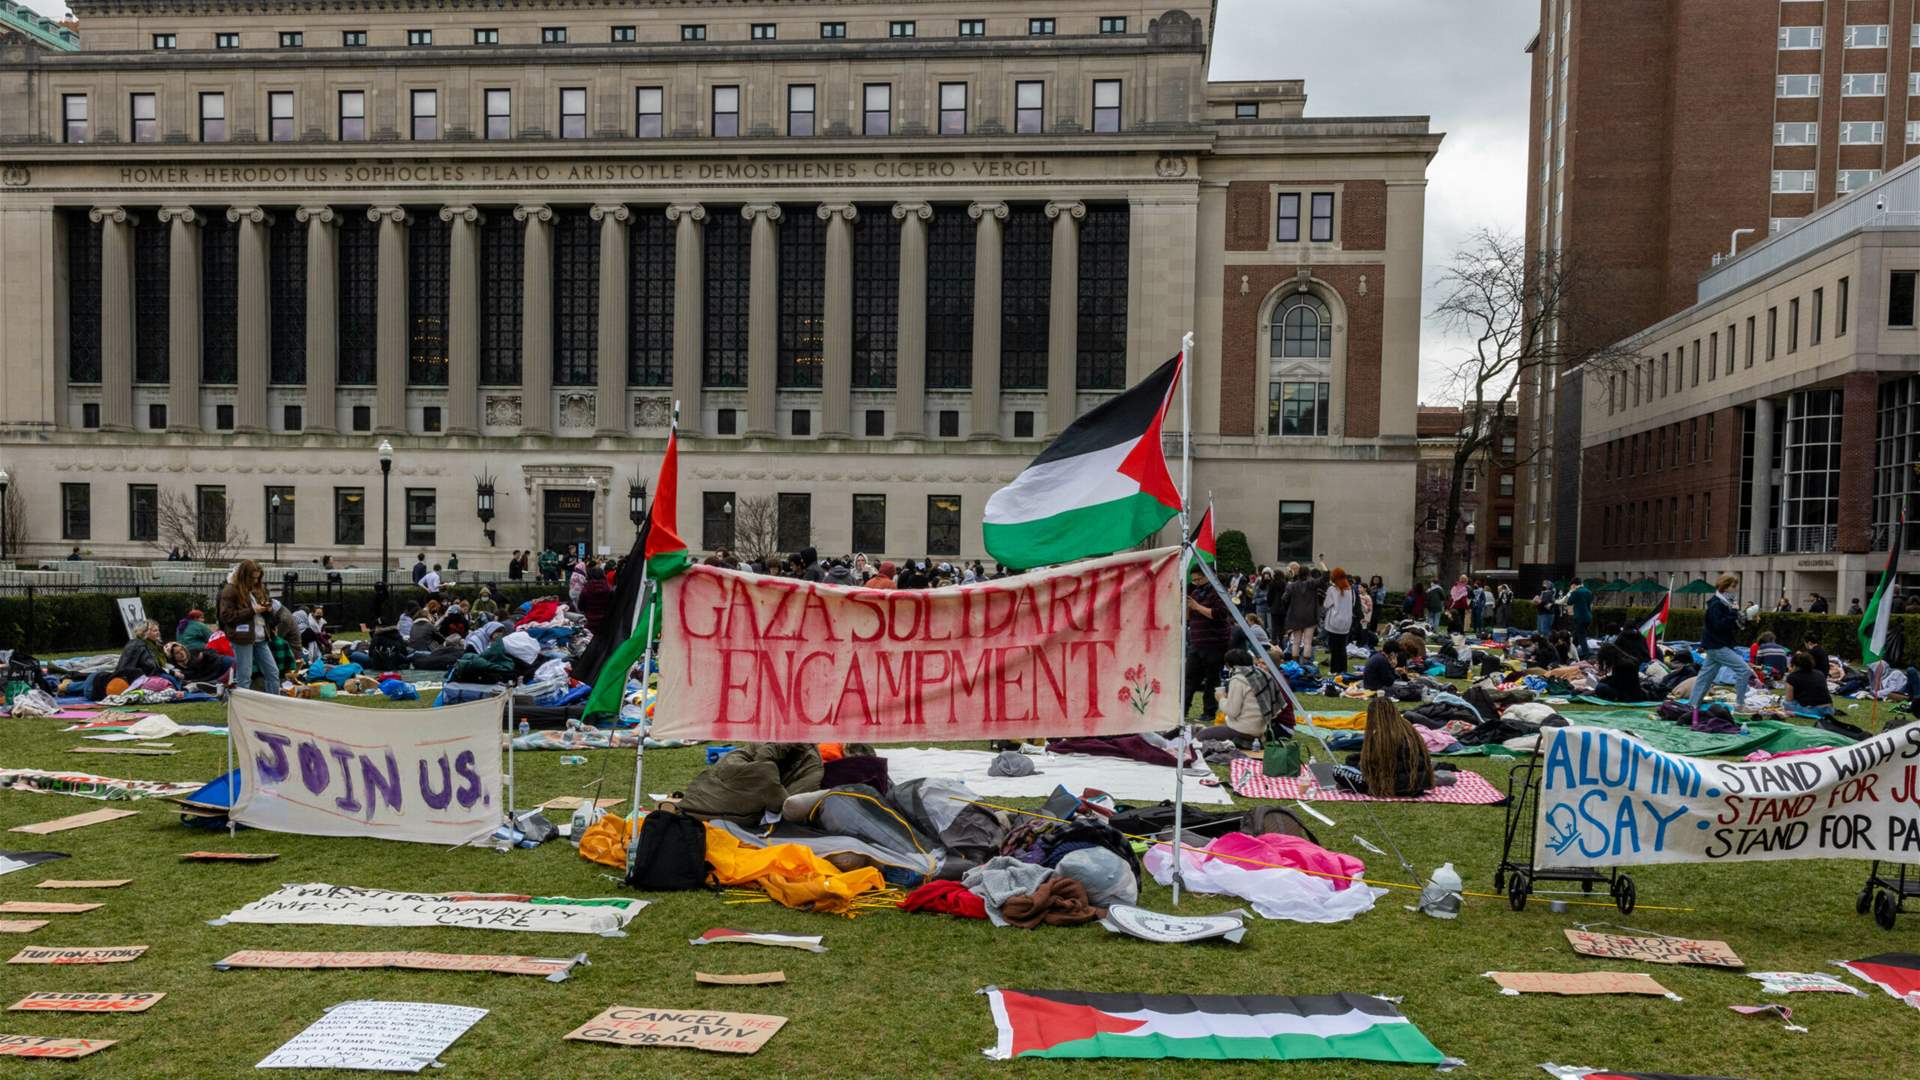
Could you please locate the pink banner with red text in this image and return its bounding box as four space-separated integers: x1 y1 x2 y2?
652 547 1184 742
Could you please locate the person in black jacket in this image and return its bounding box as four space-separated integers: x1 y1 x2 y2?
1592 644 1645 702
1689 573 1753 715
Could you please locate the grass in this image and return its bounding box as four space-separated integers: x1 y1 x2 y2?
0 682 1910 1079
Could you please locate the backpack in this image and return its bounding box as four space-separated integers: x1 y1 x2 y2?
625 806 709 892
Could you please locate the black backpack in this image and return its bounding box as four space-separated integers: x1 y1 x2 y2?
625 807 709 892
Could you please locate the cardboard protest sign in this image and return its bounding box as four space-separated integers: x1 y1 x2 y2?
35 880 131 889
9 809 137 835
0 1035 117 1059
10 992 163 1014
1489 971 1678 998
564 1006 786 1055
537 796 623 813
8 946 146 965
257 1000 487 1072
0 922 47 934
694 972 786 986
114 597 145 638
179 851 278 862
0 768 199 801
689 929 823 952
1564 930 1742 968
0 852 69 878
214 950 585 981
218 884 644 936
227 689 504 846
0 902 101 915
654 547 1184 742
1534 725 1920 869
1748 971 1864 996
1099 905 1250 945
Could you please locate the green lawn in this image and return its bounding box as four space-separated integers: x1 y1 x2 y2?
0 687 1909 1079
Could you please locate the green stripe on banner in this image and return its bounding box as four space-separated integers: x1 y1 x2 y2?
1023 1025 1446 1063
982 490 1177 570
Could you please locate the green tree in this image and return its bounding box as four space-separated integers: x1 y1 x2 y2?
1214 529 1255 576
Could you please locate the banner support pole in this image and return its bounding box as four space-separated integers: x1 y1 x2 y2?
1170 332 1195 906
225 691 236 839
504 687 516 822
623 555 661 881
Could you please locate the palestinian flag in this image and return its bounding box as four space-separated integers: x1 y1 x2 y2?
1859 512 1904 665
1835 953 1920 1008
1640 582 1670 659
580 426 691 719
981 989 1444 1064
983 354 1183 570
1187 503 1216 573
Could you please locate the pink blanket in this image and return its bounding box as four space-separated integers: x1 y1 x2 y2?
1196 832 1365 891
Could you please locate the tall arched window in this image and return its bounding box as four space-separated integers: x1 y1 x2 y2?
1274 294 1331 358
1267 292 1334 436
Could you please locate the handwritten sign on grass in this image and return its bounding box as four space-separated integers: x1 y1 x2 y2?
564 1006 786 1055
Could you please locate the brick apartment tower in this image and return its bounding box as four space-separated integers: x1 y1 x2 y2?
1517 0 1918 583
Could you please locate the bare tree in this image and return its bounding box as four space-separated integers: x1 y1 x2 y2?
1 484 26 562
1428 229 1639 582
151 489 250 563
1412 466 1453 581
731 495 781 566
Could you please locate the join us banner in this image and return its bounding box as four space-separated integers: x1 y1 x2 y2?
652 547 1185 743
1534 724 1920 868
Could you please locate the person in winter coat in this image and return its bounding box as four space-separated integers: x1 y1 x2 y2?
106 620 167 689
1186 567 1234 719
1193 649 1274 748
217 560 279 692
1281 571 1320 662
1320 568 1359 676
1425 580 1447 632
1690 573 1753 715
1495 583 1514 631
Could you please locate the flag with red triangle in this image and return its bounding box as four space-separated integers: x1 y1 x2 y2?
581 424 690 718
1639 580 1671 659
1188 503 1216 572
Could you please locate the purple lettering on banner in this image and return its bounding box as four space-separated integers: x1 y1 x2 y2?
360 751 402 819
329 746 361 814
453 750 482 808
297 740 330 795
254 730 293 783
418 754 454 810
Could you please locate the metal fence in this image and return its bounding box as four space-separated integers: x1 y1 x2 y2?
1 561 521 597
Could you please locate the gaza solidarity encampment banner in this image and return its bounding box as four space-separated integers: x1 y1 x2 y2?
227 690 503 846
1534 723 1920 868
652 547 1183 743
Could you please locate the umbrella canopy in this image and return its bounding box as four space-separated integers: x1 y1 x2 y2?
1628 578 1664 593
1596 580 1630 592
1674 579 1716 594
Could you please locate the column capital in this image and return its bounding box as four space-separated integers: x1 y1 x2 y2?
891 202 934 222
589 204 631 223
294 205 335 225
513 204 553 224
968 201 1009 222
817 203 859 222
155 206 201 226
367 206 409 225
438 205 484 225
741 203 784 223
1045 200 1087 221
666 202 706 223
88 206 135 226
226 206 274 226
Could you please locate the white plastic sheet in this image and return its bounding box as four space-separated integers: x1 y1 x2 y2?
1142 843 1383 923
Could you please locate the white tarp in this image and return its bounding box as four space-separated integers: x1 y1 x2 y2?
216 883 645 937
257 1000 487 1073
879 747 1232 805
227 689 503 846
1142 844 1384 924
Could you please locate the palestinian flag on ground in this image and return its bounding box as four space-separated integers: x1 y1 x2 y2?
1859 512 1904 665
580 426 691 719
981 989 1445 1064
983 354 1183 570
1835 953 1920 1008
1187 503 1216 573
1640 581 1670 659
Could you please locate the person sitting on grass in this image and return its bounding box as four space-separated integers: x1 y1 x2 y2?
1192 649 1278 750
1336 696 1438 797
1592 643 1645 702
1750 631 1791 677
1783 650 1834 718
165 640 230 685
1362 639 1403 692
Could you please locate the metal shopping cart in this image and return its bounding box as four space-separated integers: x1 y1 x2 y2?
1493 757 1637 915
1857 861 1918 930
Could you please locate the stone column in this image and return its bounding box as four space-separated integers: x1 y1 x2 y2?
157 207 202 432
1748 398 1774 558
743 203 784 436
1044 200 1085 436
369 207 409 435
296 207 337 433
91 208 136 432
591 204 631 437
892 203 931 439
666 204 706 432
968 201 1008 439
228 207 272 433
440 206 482 436
819 203 857 438
514 205 554 435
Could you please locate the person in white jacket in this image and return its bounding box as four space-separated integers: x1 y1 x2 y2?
1320 568 1359 676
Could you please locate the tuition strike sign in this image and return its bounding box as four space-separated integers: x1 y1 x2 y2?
227 690 503 847
1534 724 1920 868
653 547 1183 743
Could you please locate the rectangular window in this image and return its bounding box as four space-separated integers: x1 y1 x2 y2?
130 93 157 143
62 94 86 143
926 495 961 556
1275 193 1301 242
484 89 511 140
279 31 302 48
1842 73 1886 96
352 404 371 431
1029 18 1056 35
475 28 499 45
128 484 157 542
1013 410 1035 439
702 492 735 550
404 489 436 547
215 32 239 49
1811 287 1824 344
265 485 295 544
1767 306 1779 357
1277 500 1314 561
712 86 739 136
636 87 663 137
195 486 226 543
339 90 366 141
820 22 846 39
152 33 175 49
959 19 986 37
681 24 706 41
61 483 91 540
708 408 736 435
1499 472 1514 496
1235 102 1259 119
1776 74 1821 97
1269 381 1331 436
82 403 99 428
342 30 366 47
777 493 812 551
407 29 432 46
1100 16 1128 33
1789 297 1800 352
864 83 891 135
410 89 437 140
1779 26 1823 49
939 82 967 134
1845 24 1889 48
283 404 302 432
560 87 586 138
1840 121 1885 144
1015 81 1045 133
267 91 294 142
1774 122 1818 145
215 404 234 431
791 409 811 437
333 487 364 545
1092 79 1122 132
1838 169 1883 193
752 23 776 40
1839 277 1850 336
199 92 226 142
1910 121 1920 145
1309 192 1335 242
788 84 815 136
852 494 886 553
609 25 634 42
541 26 567 44
1746 315 1756 366
1891 270 1917 326
1772 170 1816 193
890 20 916 37
938 409 960 438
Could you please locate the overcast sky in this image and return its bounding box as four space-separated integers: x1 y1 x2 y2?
19 0 1534 398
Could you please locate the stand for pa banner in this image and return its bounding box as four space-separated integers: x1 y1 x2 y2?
1495 758 1637 915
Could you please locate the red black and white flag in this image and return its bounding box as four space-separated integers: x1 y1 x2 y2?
1835 953 1920 1009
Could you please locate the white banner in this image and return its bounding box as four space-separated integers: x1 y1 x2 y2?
228 690 503 847
1534 724 1920 868
257 1001 487 1073
216 884 645 936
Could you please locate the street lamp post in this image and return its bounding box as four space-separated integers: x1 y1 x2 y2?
377 440 394 622
270 493 282 566
629 481 648 532
1465 521 1477 579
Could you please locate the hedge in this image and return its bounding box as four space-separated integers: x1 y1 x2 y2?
1503 600 1897 663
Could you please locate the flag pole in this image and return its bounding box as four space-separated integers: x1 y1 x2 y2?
1170 332 1195 906
623 404 676 881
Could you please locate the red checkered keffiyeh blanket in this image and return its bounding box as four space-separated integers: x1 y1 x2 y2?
1228 756 1506 805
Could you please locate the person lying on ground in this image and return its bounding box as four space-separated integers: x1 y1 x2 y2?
165 640 230 684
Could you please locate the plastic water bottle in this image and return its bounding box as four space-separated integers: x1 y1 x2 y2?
1418 862 1463 920
517 718 530 738
559 755 587 766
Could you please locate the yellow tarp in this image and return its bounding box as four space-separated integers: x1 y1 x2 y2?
577 813 633 869
1309 711 1368 730
703 823 887 915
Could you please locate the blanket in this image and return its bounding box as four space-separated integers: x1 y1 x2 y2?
879 747 1232 805
1228 757 1505 805
1442 711 1853 758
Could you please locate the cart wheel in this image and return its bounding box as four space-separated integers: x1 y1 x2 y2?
1613 875 1637 916
1493 869 1506 893
1858 886 1876 916
1876 890 1899 931
1508 872 1530 912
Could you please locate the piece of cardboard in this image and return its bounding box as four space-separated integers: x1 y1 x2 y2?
9 992 163 1014
536 796 624 812
688 929 824 952
1564 930 1742 968
563 1006 787 1055
0 922 48 935
8 809 137 835
213 950 582 980
0 1035 117 1059
0 903 101 915
1489 971 1674 997
35 880 132 890
7 946 146 965
694 972 786 986
178 851 277 862
67 747 179 757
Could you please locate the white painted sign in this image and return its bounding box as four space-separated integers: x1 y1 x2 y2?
114 598 145 639
256 1001 487 1073
217 884 644 937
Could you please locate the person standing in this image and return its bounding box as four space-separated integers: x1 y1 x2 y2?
1425 579 1447 633
1448 574 1471 636
1691 573 1754 717
1495 582 1514 631
1470 579 1489 635
217 559 279 692
1534 581 1557 638
1806 593 1828 614
1282 569 1319 662
1185 566 1233 721
411 553 428 584
1567 579 1594 659
1320 568 1358 676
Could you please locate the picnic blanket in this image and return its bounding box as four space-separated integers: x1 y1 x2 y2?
881 747 1233 805
1442 711 1853 758
1228 757 1505 805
